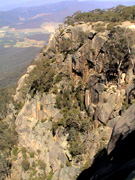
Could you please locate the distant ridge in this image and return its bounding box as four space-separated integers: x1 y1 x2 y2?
0 1 134 28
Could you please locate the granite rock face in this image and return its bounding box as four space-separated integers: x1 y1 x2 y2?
8 22 135 180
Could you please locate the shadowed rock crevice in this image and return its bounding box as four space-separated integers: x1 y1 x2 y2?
77 131 135 180
77 103 135 180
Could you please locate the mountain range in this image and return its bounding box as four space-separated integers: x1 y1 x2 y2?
0 1 135 29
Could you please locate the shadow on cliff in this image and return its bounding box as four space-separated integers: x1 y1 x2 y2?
77 130 135 180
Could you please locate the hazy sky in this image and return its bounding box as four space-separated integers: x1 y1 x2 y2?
0 0 131 5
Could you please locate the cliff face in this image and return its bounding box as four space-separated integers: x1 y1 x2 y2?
7 22 135 180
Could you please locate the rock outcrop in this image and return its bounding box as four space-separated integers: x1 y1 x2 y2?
4 21 135 180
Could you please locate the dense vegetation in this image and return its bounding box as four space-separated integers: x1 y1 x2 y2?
21 48 92 158
0 86 18 180
64 5 135 25
0 86 16 120
24 57 56 98
103 27 135 84
53 80 91 156
0 119 18 180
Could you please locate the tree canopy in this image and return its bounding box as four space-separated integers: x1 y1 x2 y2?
64 5 135 25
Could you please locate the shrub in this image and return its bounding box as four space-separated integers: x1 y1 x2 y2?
38 160 46 170
52 86 58 94
77 30 88 44
59 39 72 53
59 29 64 35
54 74 62 84
107 22 122 30
90 49 95 56
47 170 53 180
94 26 106 32
103 87 108 91
66 160 72 167
60 164 64 168
51 57 56 63
37 149 41 154
40 104 43 110
22 160 30 171
14 102 24 111
69 139 85 156
24 58 56 98
49 117 53 121
29 152 35 158
52 118 64 132
12 146 18 156
122 100 129 112
21 147 27 159
41 118 47 123
55 93 64 109
80 160 90 171
21 147 27 154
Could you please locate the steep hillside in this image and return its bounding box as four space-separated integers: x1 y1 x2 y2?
0 20 134 180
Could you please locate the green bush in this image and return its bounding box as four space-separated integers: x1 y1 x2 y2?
40 104 43 110
54 74 62 84
122 100 129 112
21 147 27 154
49 117 53 121
21 147 27 159
22 159 30 171
38 160 46 170
55 93 64 109
59 39 72 53
60 164 64 168
90 49 95 56
24 58 56 98
37 149 41 154
77 30 88 44
107 22 122 30
41 118 47 123
29 152 35 158
69 139 85 156
47 170 53 180
12 146 18 156
93 23 106 32
52 118 64 132
52 86 58 94
80 160 90 171
66 160 72 167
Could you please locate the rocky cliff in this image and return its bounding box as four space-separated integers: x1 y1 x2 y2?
3 21 135 180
